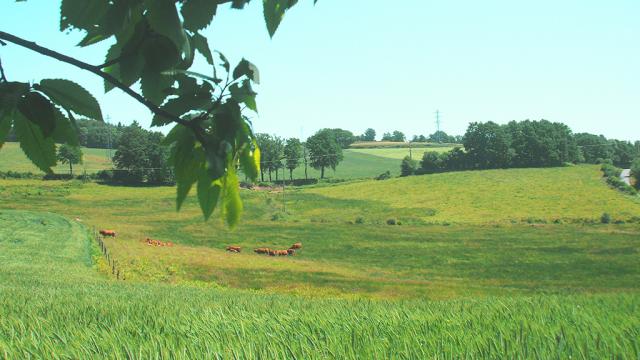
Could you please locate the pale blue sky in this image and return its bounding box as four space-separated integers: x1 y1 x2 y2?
2 1 639 141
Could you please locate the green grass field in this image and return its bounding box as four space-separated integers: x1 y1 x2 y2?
0 142 113 174
1 165 639 299
1 163 639 356
1 210 638 358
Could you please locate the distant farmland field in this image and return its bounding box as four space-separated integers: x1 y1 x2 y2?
348 146 455 160
0 142 113 174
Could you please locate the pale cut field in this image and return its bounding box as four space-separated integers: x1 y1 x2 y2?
0 142 113 174
348 146 455 160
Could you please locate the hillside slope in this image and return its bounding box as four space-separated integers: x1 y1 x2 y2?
303 165 640 224
1 210 639 358
0 142 113 174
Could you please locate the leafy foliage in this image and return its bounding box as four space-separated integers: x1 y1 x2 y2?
632 158 640 190
1 0 318 227
284 137 303 179
306 129 344 179
113 122 172 184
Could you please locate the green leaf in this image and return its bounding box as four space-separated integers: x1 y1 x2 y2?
239 140 260 181
230 79 258 112
216 51 230 73
222 167 242 228
166 125 201 210
151 94 210 126
142 35 181 72
103 43 121 92
38 79 104 122
181 0 217 31
0 108 13 150
145 0 191 59
60 0 109 31
233 58 260 84
197 169 222 221
191 33 214 65
17 91 56 138
263 0 298 38
141 70 173 106
77 30 108 47
13 111 56 173
118 52 145 87
51 107 79 147
231 0 250 9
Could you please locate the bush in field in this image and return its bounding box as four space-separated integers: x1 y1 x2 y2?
632 158 640 190
601 213 612 224
386 218 397 225
375 171 391 180
400 156 417 177
601 163 637 195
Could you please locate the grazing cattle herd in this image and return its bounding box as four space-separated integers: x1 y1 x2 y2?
99 230 302 258
145 237 173 247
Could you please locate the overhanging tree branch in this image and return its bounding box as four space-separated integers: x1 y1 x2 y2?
0 30 206 143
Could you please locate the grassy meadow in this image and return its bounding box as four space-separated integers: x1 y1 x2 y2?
1 164 639 299
0 142 113 174
1 210 639 358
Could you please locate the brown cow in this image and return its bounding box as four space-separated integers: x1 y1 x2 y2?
289 242 302 250
254 248 271 254
226 246 241 253
287 248 296 256
268 249 277 256
99 230 116 237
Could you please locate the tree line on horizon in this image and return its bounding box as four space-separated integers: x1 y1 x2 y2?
401 119 640 178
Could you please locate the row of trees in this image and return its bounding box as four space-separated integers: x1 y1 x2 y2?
5 118 124 149
401 120 640 176
411 131 463 144
256 128 345 180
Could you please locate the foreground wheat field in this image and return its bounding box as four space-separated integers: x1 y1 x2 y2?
1 210 639 358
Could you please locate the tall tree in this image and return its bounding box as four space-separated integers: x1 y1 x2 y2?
362 128 376 141
306 129 343 179
463 122 512 169
382 131 405 142
57 144 83 175
284 138 303 180
113 122 151 183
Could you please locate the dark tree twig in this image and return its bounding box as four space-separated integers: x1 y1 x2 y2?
0 58 7 82
0 30 206 143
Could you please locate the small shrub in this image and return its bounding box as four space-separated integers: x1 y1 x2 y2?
601 213 611 224
375 171 392 180
355 216 365 224
386 218 397 225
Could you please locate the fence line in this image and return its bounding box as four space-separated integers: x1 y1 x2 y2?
92 226 124 281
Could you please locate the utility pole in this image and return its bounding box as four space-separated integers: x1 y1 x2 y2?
282 166 286 213
435 110 441 143
106 115 112 159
